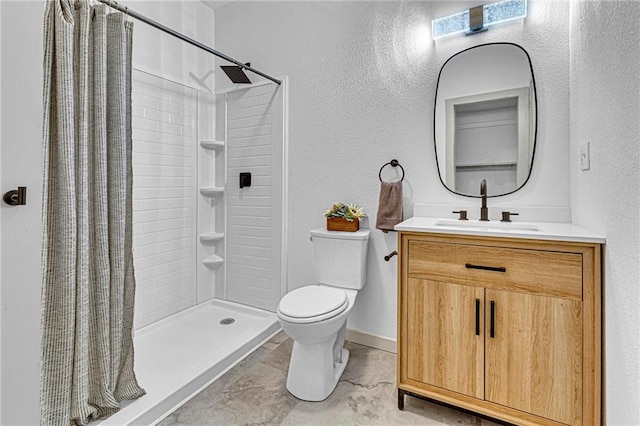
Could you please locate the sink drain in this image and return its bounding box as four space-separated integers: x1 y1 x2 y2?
220 318 235 325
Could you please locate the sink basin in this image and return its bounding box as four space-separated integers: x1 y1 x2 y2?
433 219 542 232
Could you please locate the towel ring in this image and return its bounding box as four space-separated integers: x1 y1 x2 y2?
379 159 405 182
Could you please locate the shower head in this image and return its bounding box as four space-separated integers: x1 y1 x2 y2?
220 62 252 84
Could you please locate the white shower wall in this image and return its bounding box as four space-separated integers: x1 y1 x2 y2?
225 83 286 312
132 70 198 329
130 75 287 325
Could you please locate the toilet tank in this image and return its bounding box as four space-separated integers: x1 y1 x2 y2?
310 228 370 290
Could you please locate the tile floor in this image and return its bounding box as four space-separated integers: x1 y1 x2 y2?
160 332 503 425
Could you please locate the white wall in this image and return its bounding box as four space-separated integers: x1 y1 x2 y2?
1 2 45 424
0 1 215 423
569 1 640 423
225 84 285 312
215 1 571 340
130 1 216 91
131 70 199 329
125 2 220 314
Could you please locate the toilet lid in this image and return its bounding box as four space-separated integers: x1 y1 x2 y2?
278 285 348 320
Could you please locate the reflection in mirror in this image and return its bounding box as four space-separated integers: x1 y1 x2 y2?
434 43 536 197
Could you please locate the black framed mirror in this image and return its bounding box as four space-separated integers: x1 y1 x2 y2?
434 42 537 197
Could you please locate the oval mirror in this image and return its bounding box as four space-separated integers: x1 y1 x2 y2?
434 43 537 197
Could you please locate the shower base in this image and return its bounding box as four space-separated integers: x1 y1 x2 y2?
97 299 280 425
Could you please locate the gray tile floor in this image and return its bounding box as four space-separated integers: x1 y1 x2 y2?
160 332 501 425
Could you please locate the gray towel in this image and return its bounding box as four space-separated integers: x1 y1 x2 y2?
376 180 403 233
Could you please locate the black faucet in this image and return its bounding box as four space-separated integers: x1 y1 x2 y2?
480 179 489 221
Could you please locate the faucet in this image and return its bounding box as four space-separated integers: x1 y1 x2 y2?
480 179 489 221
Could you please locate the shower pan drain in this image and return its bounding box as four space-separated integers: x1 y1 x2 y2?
220 318 235 325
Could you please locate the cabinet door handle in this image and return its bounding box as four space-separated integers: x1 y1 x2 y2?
475 299 481 336
490 300 495 338
465 263 506 273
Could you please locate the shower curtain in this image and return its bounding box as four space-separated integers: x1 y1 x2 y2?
40 1 145 424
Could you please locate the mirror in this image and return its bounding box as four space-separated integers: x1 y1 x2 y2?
434 43 537 197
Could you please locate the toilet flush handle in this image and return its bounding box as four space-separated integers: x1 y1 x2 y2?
384 251 398 261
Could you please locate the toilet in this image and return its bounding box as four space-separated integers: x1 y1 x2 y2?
277 227 370 401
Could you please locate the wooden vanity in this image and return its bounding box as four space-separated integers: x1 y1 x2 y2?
396 230 602 425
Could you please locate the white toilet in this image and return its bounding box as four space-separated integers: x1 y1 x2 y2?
277 227 370 401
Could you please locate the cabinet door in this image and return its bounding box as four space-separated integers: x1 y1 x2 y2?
407 278 485 399
485 289 582 424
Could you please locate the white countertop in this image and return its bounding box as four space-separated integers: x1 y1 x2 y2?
394 217 605 244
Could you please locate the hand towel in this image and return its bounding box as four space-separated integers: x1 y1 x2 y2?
376 180 403 233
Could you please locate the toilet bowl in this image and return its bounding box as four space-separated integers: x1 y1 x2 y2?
277 285 357 401
277 228 370 401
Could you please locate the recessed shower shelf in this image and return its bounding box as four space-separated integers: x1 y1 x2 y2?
200 187 225 197
200 140 225 150
199 232 225 243
203 254 224 269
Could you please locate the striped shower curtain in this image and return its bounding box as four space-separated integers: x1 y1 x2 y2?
40 1 145 424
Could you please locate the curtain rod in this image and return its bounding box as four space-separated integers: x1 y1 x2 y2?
97 0 282 85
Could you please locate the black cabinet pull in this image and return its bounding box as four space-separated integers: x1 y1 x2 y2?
475 299 480 336
465 263 506 273
490 300 495 338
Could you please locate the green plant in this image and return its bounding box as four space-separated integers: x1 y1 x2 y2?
324 202 366 222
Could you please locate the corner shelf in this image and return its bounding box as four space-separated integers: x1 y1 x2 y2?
203 254 224 269
200 187 225 197
199 232 224 243
200 140 225 150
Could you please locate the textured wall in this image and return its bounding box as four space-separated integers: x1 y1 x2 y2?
569 1 640 422
131 70 198 329
215 1 571 340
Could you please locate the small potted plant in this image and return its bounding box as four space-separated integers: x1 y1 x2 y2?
324 202 366 232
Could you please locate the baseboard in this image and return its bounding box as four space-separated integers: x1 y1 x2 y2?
346 329 397 354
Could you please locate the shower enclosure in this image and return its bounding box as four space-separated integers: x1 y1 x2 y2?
99 71 287 426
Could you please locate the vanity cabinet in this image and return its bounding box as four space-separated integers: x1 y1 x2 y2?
397 232 601 426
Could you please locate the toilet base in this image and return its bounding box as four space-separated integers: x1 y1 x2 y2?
286 343 350 402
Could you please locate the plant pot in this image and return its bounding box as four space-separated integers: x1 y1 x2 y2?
326 217 359 232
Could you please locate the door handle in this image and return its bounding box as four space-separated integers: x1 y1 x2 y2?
3 187 26 206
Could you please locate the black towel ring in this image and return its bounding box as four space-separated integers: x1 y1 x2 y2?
379 159 405 182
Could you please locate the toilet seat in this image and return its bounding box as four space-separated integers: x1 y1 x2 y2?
278 285 348 324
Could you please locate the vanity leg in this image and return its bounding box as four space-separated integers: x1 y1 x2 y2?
398 388 405 410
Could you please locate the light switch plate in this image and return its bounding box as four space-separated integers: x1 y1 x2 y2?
580 141 590 171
